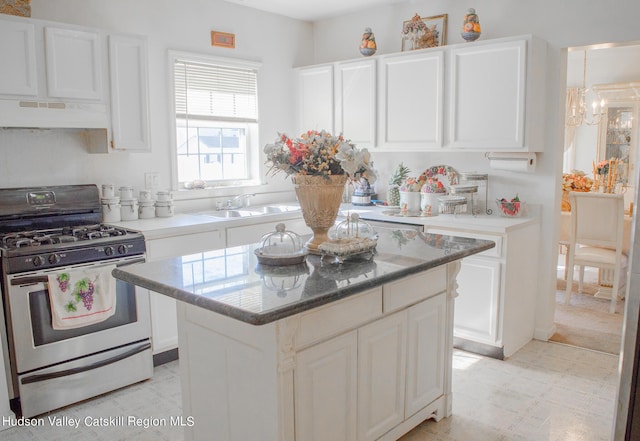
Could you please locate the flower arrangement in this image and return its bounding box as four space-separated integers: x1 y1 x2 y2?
562 171 593 192
264 130 377 183
596 160 610 176
400 176 425 192
421 177 447 193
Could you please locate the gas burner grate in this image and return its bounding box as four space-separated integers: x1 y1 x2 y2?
0 224 138 251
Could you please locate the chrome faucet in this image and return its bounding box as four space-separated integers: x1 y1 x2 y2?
220 193 255 210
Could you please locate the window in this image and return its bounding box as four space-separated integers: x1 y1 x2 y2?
171 53 260 187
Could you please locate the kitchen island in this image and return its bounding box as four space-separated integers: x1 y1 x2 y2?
113 227 494 441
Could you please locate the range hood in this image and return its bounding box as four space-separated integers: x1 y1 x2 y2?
0 98 110 129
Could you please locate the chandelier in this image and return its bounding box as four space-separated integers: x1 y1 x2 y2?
566 49 606 127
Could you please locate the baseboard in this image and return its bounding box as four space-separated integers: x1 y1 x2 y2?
453 337 504 360
153 348 179 366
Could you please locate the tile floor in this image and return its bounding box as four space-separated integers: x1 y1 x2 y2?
0 340 619 441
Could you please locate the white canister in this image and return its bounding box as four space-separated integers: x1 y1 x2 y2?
420 192 445 216
155 201 174 217
101 184 115 198
120 199 139 221
119 186 134 200
101 197 121 222
139 201 155 219
156 190 172 202
139 189 153 202
399 191 421 213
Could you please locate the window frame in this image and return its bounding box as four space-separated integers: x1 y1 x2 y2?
168 50 262 190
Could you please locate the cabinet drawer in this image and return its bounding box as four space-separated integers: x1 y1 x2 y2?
146 230 225 261
295 287 382 349
383 267 446 313
426 228 503 258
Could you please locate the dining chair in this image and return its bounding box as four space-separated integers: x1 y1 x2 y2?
564 191 626 313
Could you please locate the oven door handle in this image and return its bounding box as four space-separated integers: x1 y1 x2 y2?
20 341 151 385
10 276 48 286
10 258 145 286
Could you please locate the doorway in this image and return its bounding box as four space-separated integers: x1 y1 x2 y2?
552 43 640 355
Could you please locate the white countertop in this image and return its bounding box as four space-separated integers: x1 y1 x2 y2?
107 202 538 240
341 204 539 235
107 205 303 240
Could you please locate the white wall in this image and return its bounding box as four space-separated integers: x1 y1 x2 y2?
17 0 640 347
308 0 640 349
10 0 314 209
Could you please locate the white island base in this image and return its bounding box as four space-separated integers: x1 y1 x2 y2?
176 262 460 441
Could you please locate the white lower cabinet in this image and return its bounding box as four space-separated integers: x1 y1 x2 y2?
176 264 456 441
294 290 446 441
405 293 446 417
454 256 502 346
357 311 407 441
146 229 225 354
426 222 539 358
295 331 358 441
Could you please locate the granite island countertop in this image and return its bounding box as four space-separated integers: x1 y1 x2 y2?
113 227 494 325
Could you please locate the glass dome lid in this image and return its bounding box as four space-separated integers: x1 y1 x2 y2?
254 223 308 265
332 213 376 240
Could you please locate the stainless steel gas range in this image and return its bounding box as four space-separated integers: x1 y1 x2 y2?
0 185 152 418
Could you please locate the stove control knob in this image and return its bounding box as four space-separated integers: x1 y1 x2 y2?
118 245 128 255
105 246 115 256
32 256 44 267
48 254 61 265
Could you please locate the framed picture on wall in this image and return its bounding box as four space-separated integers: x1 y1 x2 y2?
401 13 448 51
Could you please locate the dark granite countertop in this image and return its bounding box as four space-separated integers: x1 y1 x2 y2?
113 226 494 325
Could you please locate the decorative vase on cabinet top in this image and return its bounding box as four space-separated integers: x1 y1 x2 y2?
461 8 481 42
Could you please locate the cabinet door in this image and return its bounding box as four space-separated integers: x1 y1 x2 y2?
148 290 179 354
44 26 104 100
146 230 225 354
405 293 446 417
295 331 358 441
296 65 334 133
357 310 407 441
335 59 376 148
454 256 502 346
0 19 38 96
108 34 150 151
379 50 443 150
449 39 527 150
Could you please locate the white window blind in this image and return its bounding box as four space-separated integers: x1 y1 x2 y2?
174 59 258 123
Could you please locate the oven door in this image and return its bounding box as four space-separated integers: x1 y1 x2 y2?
5 255 150 375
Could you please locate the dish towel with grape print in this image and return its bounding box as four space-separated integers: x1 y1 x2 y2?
47 265 117 330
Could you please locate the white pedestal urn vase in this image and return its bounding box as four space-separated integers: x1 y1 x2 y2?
293 174 347 254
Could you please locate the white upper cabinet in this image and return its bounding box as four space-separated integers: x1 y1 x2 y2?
44 27 104 101
448 36 547 151
449 39 526 150
296 64 334 133
0 20 38 97
379 50 443 150
295 35 546 153
108 34 151 151
335 59 376 148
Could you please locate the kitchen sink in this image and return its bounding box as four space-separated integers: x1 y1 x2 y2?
199 210 262 218
258 205 301 214
194 205 300 219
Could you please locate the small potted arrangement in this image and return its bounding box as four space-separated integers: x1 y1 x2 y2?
420 178 447 216
399 176 425 213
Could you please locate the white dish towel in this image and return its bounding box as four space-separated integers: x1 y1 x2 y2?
47 264 117 330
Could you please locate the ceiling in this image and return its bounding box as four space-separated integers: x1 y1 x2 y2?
223 0 405 22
